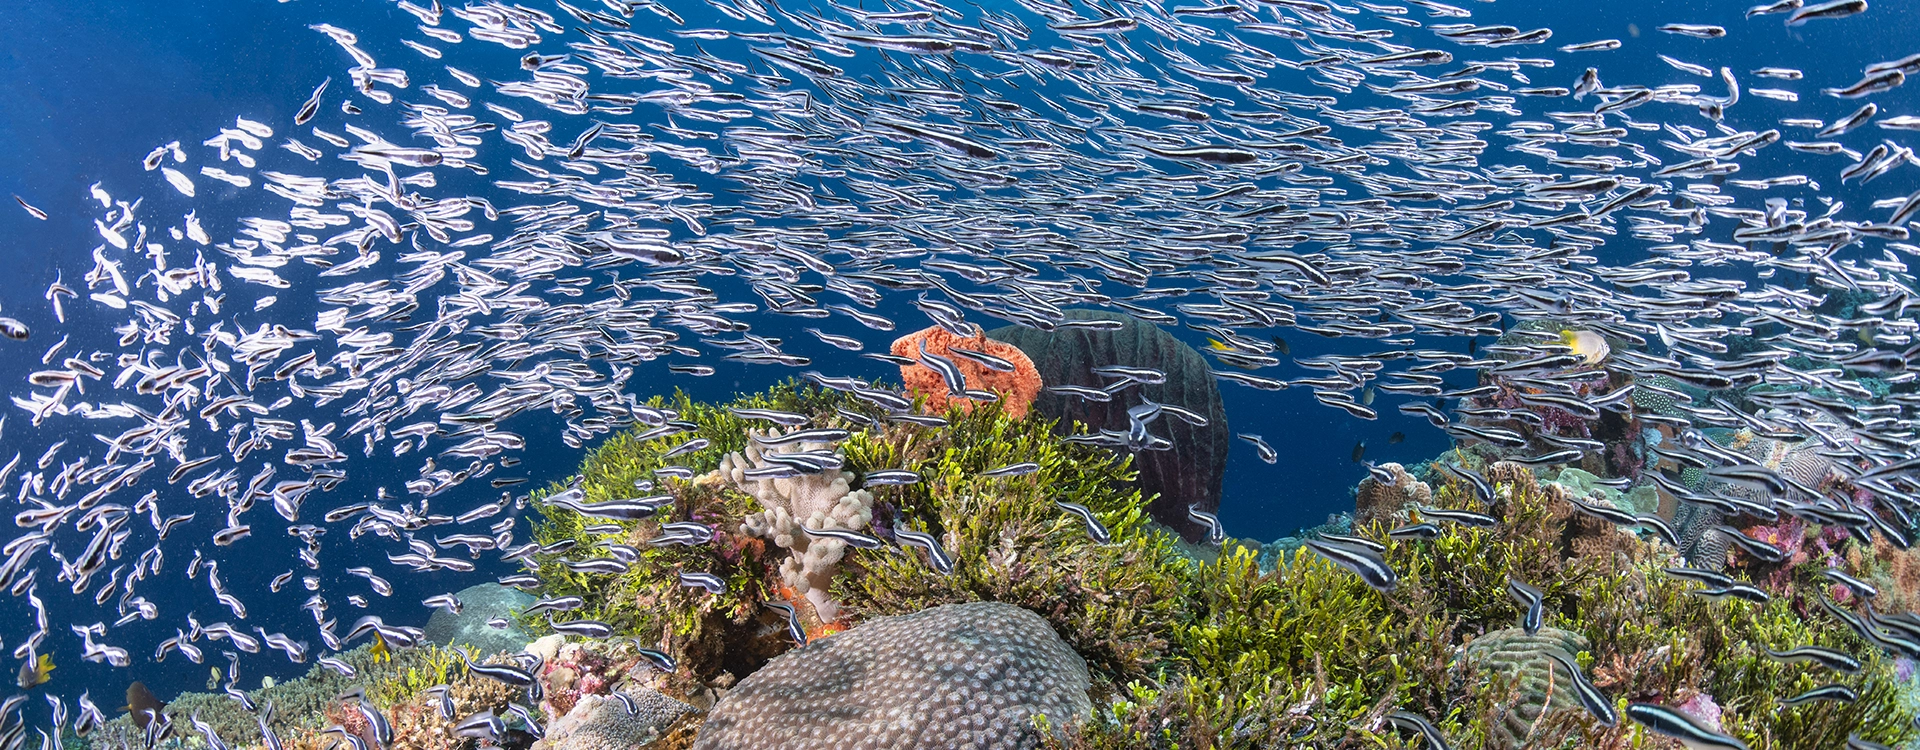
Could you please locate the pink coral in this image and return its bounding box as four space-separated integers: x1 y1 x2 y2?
1678 692 1724 731
539 641 641 718
890 325 1042 418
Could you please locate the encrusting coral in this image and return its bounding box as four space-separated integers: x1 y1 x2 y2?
539 639 647 718
718 427 876 624
891 325 1043 418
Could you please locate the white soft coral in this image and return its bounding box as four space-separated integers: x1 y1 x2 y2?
720 428 874 623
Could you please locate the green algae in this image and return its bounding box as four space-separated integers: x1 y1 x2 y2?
525 383 1917 749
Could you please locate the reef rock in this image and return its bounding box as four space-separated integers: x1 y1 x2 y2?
1353 462 1432 525
535 688 696 750
691 601 1091 750
987 310 1228 541
892 325 1043 419
424 583 535 656
1454 627 1590 749
721 428 876 624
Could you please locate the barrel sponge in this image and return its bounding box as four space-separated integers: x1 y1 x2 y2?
691 601 1092 750
891 325 1043 419
721 428 874 623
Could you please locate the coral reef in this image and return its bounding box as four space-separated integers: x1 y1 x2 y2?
987 310 1230 541
1850 531 1920 615
526 382 1182 700
719 426 877 624
1682 426 1849 572
1054 460 1913 749
1353 461 1432 525
891 325 1043 419
85 643 520 750
691 602 1092 750
1453 627 1589 749
535 688 696 750
510 382 1915 750
539 639 646 718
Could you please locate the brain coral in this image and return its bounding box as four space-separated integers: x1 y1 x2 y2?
691 601 1092 750
1455 627 1591 749
892 325 1042 419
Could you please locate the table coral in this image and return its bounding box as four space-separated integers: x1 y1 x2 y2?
891 325 1043 418
691 601 1092 750
721 427 876 624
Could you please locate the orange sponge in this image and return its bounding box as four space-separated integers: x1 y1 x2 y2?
890 325 1042 419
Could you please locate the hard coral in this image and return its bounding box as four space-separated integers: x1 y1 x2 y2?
1453 627 1590 750
691 602 1092 750
892 325 1042 419
721 427 876 624
1354 462 1432 525
540 640 644 718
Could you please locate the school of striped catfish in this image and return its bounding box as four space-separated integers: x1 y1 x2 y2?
1 0 1918 746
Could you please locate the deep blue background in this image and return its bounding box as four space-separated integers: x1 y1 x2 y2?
1 0 1917 713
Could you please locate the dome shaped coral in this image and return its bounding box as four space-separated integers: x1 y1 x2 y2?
891 325 1042 419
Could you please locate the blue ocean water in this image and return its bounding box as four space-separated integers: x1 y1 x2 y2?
0 0 1916 721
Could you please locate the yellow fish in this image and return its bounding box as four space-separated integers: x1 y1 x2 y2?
370 631 391 663
1560 329 1610 366
16 653 53 690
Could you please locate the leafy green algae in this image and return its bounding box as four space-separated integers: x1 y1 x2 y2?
530 383 1916 749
